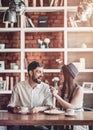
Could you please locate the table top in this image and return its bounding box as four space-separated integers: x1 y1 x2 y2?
0 111 93 126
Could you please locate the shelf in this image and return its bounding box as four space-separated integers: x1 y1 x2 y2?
0 70 21 73
25 48 64 52
1 27 93 32
67 27 93 32
0 6 64 13
67 48 93 52
0 28 21 32
24 27 64 32
44 69 61 73
0 48 64 52
0 7 8 11
0 28 64 32
0 90 12 94
25 6 64 12
1 69 93 74
80 69 93 73
67 6 77 12
84 91 93 94
24 69 61 73
0 110 8 112
0 49 21 52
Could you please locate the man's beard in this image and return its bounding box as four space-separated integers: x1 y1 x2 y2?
32 76 43 84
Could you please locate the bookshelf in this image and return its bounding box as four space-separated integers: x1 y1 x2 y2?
0 0 93 93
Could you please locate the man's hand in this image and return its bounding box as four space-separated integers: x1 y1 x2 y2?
29 107 40 113
13 106 21 113
29 106 51 114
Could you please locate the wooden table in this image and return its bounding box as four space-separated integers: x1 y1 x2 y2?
0 111 93 126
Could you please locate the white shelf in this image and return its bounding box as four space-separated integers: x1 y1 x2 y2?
0 49 21 52
1 69 93 74
25 48 64 52
0 28 21 32
80 69 93 73
25 6 64 12
24 27 64 32
0 110 8 112
67 6 77 12
0 28 64 32
0 70 21 73
67 27 93 32
67 48 93 52
0 7 8 11
0 6 64 12
0 90 12 94
24 69 61 73
44 69 61 73
84 91 93 94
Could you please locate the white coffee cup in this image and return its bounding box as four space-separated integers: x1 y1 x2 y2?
66 109 75 115
20 107 29 113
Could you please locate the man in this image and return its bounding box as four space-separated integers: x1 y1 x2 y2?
7 61 53 130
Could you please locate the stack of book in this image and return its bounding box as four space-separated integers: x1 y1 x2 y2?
0 76 19 91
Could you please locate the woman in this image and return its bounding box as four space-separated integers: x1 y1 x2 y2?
50 63 89 130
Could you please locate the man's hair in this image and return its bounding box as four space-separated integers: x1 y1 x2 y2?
27 61 44 72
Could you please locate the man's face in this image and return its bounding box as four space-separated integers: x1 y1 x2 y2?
30 67 44 84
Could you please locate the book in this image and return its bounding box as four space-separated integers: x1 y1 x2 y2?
0 77 3 81
15 76 19 84
40 0 43 6
3 80 6 90
33 0 36 7
60 0 63 6
26 16 35 28
50 0 54 6
5 76 9 90
54 0 59 6
10 77 13 90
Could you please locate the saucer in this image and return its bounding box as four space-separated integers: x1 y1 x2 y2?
44 110 64 115
65 113 77 117
19 110 28 114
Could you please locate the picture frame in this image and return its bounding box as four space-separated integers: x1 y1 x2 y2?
0 81 6 90
0 61 5 70
82 82 93 91
38 16 48 27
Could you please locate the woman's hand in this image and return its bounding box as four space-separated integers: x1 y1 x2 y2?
50 86 58 97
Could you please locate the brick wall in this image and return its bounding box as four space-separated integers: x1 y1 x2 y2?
0 0 80 109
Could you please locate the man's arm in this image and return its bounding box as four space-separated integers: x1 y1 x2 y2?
7 106 21 113
29 106 51 114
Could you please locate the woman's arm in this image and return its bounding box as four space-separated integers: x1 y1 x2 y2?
50 86 83 109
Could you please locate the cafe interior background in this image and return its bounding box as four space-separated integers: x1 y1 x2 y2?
0 0 93 110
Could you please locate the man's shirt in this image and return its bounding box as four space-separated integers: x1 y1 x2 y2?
8 80 53 108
